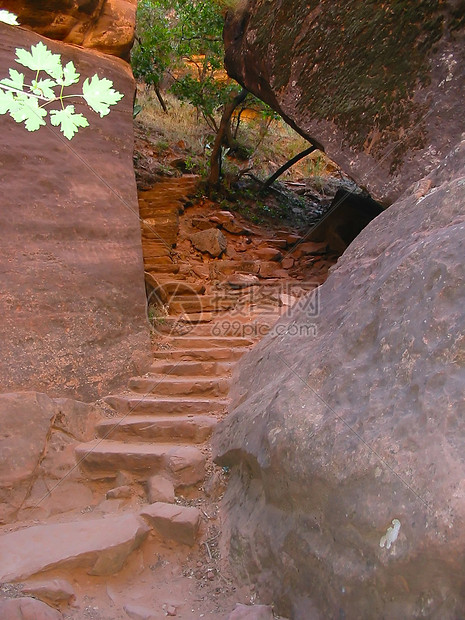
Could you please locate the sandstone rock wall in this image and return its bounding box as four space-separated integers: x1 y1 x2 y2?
214 139 465 618
0 392 99 524
0 24 150 400
224 0 465 204
2 0 137 58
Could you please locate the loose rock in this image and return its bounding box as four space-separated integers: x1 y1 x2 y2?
190 228 227 257
106 485 133 499
254 248 282 261
140 502 201 546
146 475 175 504
123 603 158 620
22 579 75 605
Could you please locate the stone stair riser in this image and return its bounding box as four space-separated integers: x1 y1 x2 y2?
128 376 230 396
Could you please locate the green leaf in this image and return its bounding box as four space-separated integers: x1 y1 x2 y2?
9 94 47 131
15 41 63 80
0 89 15 114
57 61 80 87
82 74 123 117
31 78 57 100
50 105 89 139
0 68 24 91
0 10 19 25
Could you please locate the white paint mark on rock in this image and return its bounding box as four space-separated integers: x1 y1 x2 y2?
380 518 401 550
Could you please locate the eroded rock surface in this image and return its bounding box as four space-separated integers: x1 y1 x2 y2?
2 0 137 58
0 392 98 525
0 597 63 620
214 139 465 618
224 0 465 204
0 24 150 400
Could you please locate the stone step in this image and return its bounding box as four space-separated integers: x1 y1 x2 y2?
128 375 230 397
96 414 217 443
140 242 172 257
167 319 276 338
139 204 181 217
139 176 198 198
75 440 205 486
153 311 281 330
0 513 150 582
149 360 234 377
139 191 194 205
143 255 173 265
152 346 249 362
167 336 254 349
209 260 260 277
150 312 217 327
157 281 206 297
146 264 180 274
104 394 228 415
169 295 238 314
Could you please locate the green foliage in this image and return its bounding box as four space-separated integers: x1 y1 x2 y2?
50 105 89 139
82 75 123 118
0 10 19 25
131 0 173 88
0 40 123 139
132 0 234 128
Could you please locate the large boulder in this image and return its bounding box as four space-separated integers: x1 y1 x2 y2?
224 0 465 204
2 0 137 58
0 24 150 400
214 138 465 618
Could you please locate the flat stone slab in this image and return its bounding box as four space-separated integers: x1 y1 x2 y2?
104 395 228 415
152 347 248 362
96 415 217 443
0 513 149 582
76 440 205 486
128 375 230 396
140 502 201 546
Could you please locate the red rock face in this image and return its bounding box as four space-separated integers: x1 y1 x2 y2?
2 0 137 58
224 0 465 205
0 24 150 400
214 138 465 618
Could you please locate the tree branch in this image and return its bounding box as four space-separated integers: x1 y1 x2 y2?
261 145 318 190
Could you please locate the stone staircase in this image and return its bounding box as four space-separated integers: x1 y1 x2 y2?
74 311 276 492
74 175 316 502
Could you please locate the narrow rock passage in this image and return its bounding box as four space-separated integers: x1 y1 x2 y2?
0 176 336 619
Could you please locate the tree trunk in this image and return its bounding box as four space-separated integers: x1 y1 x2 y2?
262 145 317 190
154 86 168 113
207 88 248 191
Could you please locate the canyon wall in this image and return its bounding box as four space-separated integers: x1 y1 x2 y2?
0 23 150 401
2 0 137 58
224 0 465 204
